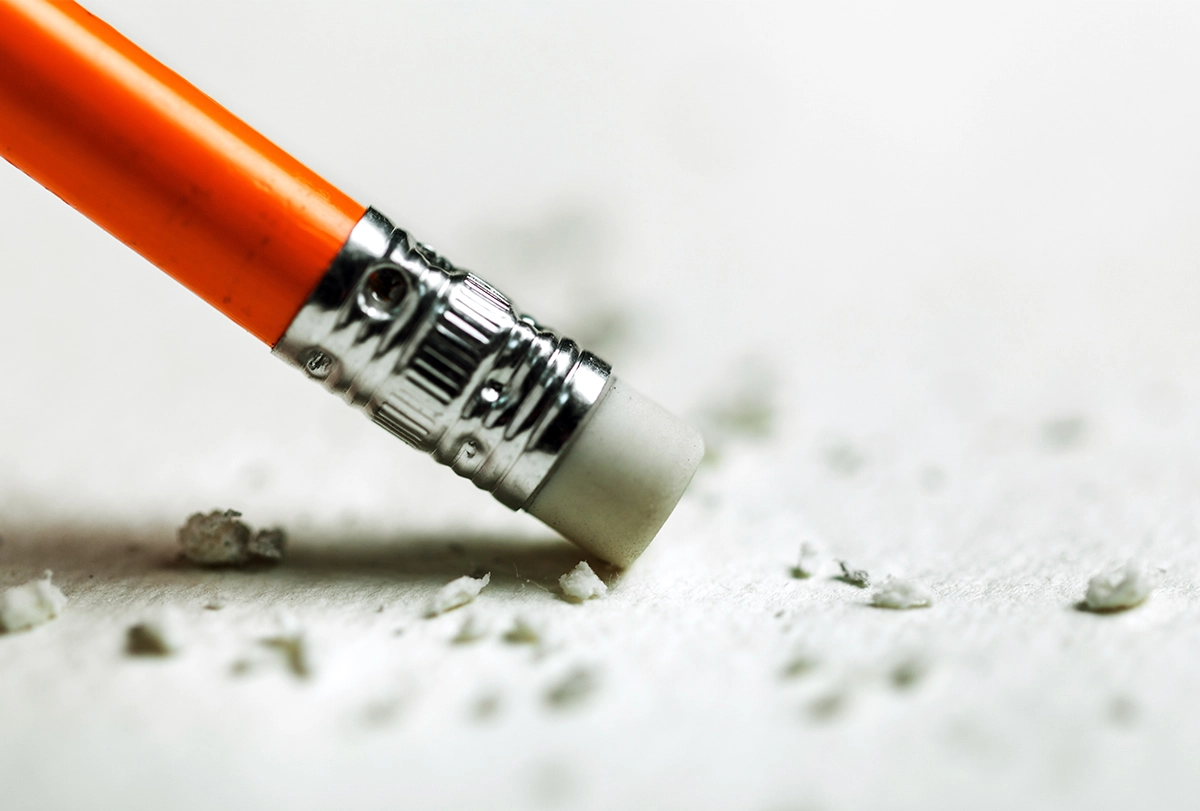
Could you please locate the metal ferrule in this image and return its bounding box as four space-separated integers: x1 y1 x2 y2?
274 207 612 510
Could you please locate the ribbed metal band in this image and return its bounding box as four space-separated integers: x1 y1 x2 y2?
273 207 612 510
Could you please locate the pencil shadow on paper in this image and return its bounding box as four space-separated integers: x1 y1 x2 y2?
285 531 612 594
0 521 614 598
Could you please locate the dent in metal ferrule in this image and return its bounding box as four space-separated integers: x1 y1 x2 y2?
274 207 612 510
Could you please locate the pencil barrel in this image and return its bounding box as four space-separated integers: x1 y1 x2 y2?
0 0 363 343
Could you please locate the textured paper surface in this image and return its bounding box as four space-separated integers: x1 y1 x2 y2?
3 2 1200 809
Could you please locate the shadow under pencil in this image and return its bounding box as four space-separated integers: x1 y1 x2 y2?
0 520 616 597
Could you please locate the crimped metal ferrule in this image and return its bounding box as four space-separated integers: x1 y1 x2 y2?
274 207 612 510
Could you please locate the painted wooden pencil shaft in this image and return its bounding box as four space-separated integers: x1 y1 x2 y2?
0 0 704 566
0 0 362 344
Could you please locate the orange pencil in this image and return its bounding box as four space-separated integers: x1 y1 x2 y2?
0 0 704 567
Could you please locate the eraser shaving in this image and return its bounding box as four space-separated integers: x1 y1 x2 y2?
0 571 67 633
1085 560 1153 612
428 573 491 617
870 576 934 609
559 562 608 602
178 509 286 566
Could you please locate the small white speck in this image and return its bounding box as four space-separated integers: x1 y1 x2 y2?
837 560 870 588
452 613 488 644
177 510 286 566
792 542 821 579
559 562 607 602
0 570 67 633
1085 560 1153 612
870 576 934 609
126 612 183 657
247 527 287 562
503 616 541 645
427 573 491 617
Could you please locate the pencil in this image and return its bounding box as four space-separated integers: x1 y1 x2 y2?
0 0 703 567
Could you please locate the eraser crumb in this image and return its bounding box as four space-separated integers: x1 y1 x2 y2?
126 618 179 657
427 572 491 617
545 667 599 709
870 576 934 609
262 634 310 679
361 696 404 727
503 616 542 645
780 655 819 680
808 691 848 721
559 562 607 602
178 509 249 564
1084 560 1153 612
452 613 488 644
1108 695 1139 727
472 692 503 721
890 656 930 689
791 542 820 579
835 561 870 588
1042 415 1087 451
177 509 286 566
823 440 866 476
247 528 287 562
0 570 67 633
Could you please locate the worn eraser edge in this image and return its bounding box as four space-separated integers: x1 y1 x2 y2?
526 377 705 568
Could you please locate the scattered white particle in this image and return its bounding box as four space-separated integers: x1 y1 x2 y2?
890 655 931 689
233 612 311 678
178 510 285 566
1108 695 1139 726
427 572 491 617
545 667 600 709
503 616 542 645
472 692 503 721
836 560 870 588
178 510 250 564
452 613 488 644
361 696 405 727
808 691 848 721
1085 560 1153 612
870 576 934 609
823 440 866 476
0 570 67 633
780 654 819 680
791 542 821 579
1042 415 1087 451
559 562 607 602
261 634 311 679
126 614 182 657
247 527 287 562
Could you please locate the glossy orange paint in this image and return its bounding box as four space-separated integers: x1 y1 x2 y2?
0 0 364 344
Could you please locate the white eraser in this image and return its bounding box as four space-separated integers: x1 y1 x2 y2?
526 377 704 567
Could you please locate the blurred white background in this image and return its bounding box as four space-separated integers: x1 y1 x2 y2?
3 3 1200 810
